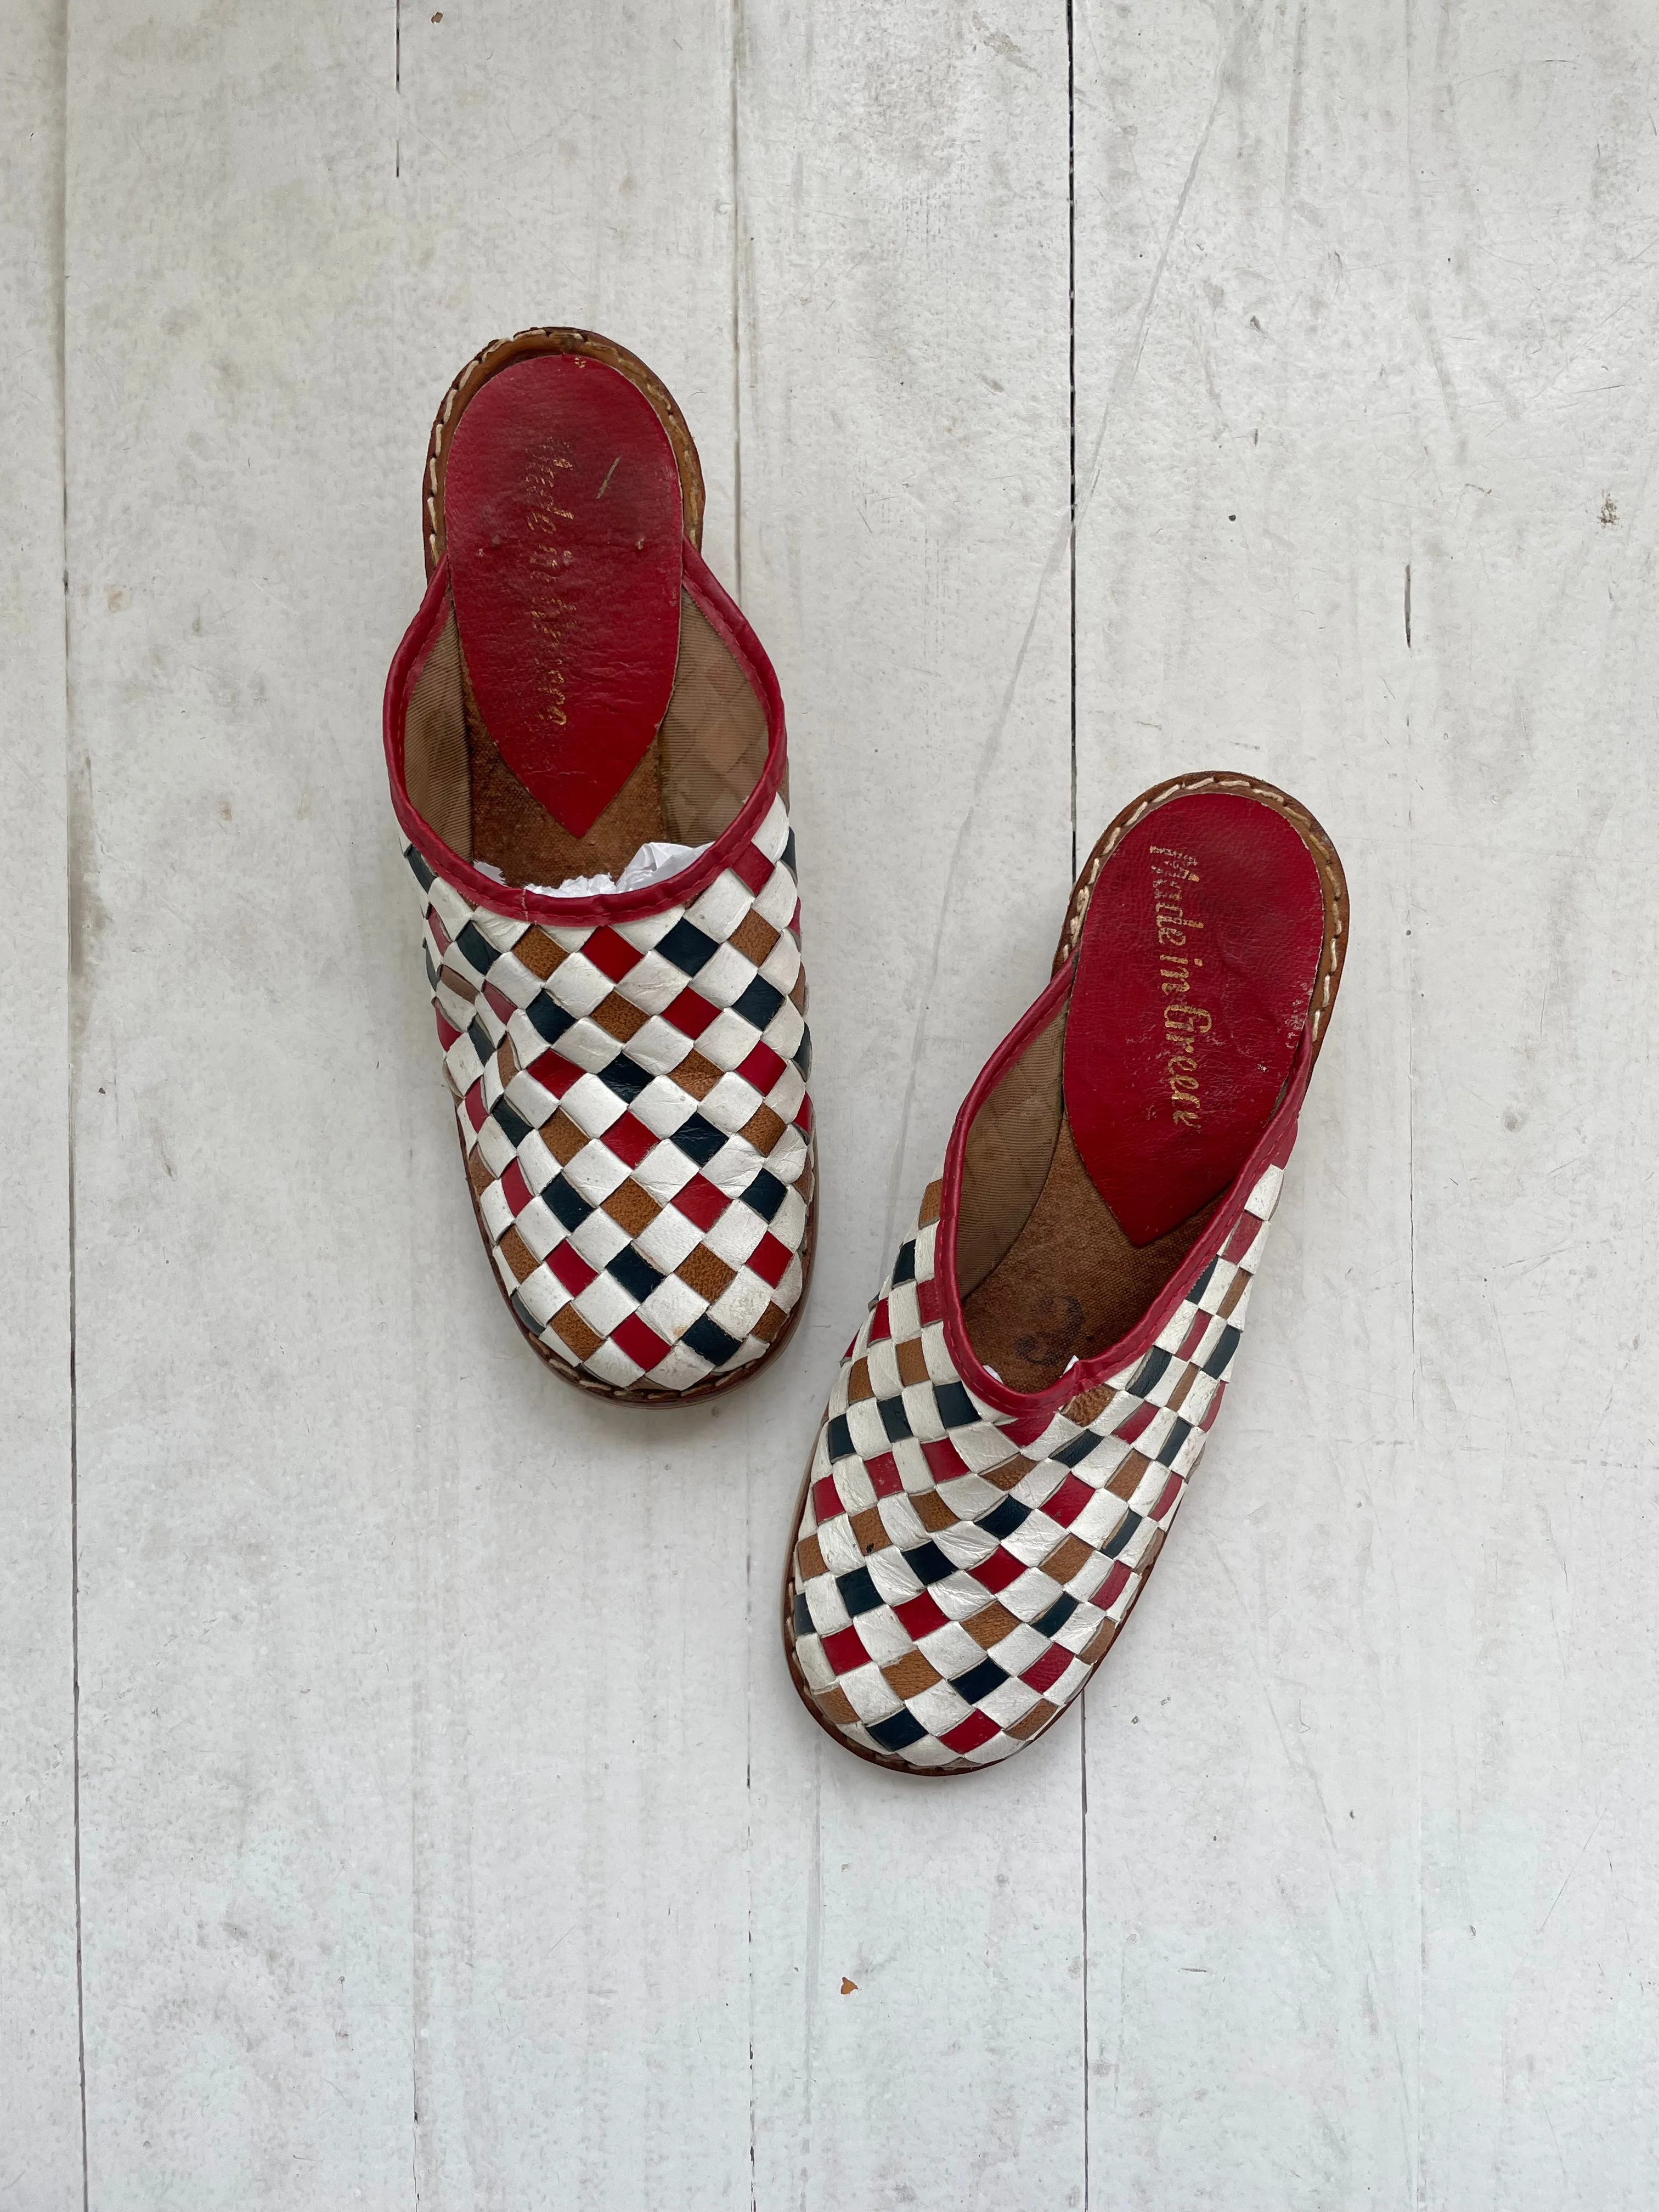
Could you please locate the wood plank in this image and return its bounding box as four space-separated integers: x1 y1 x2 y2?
0 4 84 2203
1077 2 1659 2204
59 0 1659 2199
64 0 766 2202
1404 5 1659 2203
1072 4 1421 2201
62 5 416 2199
388 8 761 2204
737 7 1083 2205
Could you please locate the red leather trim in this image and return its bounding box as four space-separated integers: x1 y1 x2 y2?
383 537 787 928
933 967 1313 1422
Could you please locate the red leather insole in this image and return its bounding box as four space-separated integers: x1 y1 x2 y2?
443 353 684 838
1065 794 1325 1245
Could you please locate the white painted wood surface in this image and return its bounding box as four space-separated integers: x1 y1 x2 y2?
2 4 83 2203
5 0 1656 2203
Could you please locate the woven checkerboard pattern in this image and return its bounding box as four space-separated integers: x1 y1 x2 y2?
407 792 814 1395
785 1159 1285 1770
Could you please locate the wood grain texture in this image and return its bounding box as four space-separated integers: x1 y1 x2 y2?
1072 7 1420 2203
1074 3 1659 2208
62 5 416 2200
737 5 1083 2205
26 0 1659 2204
391 10 761 2204
1405 8 1659 2204
0 3 83 2203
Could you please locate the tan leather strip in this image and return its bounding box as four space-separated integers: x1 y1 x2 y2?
850 1506 886 1554
981 1453 1034 1492
964 1601 1020 1651
754 1300 790 1343
1042 1533 1093 1583
498 1227 537 1283
896 1336 930 1387
551 1306 604 1361
883 1651 942 1699
671 1051 722 1099
678 1245 735 1301
1107 1450 1150 1502
603 1181 659 1235
514 926 566 980
592 992 651 1043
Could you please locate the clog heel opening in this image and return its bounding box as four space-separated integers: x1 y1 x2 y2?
403 351 769 894
956 793 1328 1395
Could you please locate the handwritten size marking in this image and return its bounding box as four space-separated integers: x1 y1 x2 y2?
1149 843 1210 1131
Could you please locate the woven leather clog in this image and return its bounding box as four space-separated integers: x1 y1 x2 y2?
385 331 814 1402
783 773 1346 1769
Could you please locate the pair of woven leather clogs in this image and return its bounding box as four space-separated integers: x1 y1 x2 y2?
384 331 1348 1776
